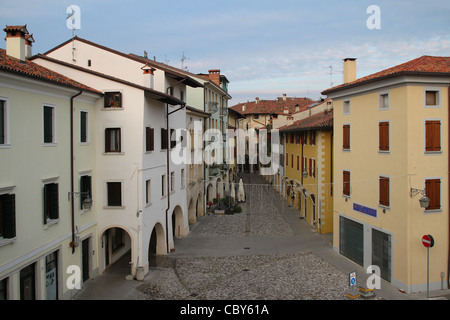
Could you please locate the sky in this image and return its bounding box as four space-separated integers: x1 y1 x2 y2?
1 0 449 105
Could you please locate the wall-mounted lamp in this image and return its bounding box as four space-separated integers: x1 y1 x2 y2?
68 191 93 210
410 188 430 209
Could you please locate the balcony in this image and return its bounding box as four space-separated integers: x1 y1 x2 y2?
207 102 218 113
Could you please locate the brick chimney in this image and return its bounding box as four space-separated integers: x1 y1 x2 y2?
343 58 357 84
3 25 30 61
25 33 35 58
208 69 221 86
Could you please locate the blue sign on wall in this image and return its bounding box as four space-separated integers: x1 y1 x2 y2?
353 203 377 218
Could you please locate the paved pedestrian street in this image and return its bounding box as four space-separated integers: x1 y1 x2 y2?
134 173 366 300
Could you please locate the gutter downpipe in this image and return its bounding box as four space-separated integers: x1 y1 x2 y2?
448 86 450 289
70 90 83 254
165 78 187 253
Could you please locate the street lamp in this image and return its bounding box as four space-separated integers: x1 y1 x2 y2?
410 188 430 209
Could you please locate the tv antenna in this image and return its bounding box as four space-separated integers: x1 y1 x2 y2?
181 51 190 71
66 5 81 61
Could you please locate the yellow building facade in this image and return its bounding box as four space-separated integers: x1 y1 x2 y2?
323 56 450 293
280 111 334 233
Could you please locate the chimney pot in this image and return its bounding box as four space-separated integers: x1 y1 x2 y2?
3 25 30 61
343 58 357 84
208 69 221 86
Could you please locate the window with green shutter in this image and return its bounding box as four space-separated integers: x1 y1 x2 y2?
43 106 54 143
0 194 16 239
80 176 92 209
44 183 59 224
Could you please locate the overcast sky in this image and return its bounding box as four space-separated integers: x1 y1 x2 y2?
1 0 449 105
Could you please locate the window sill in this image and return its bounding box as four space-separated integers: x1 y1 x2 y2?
0 144 11 149
0 237 16 247
103 152 124 155
80 142 90 146
44 218 60 229
424 209 442 214
102 107 124 111
145 202 152 208
43 143 58 147
378 150 390 154
103 206 125 210
342 149 351 152
424 151 442 155
378 204 390 211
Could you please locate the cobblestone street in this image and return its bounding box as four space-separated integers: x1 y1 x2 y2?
134 173 355 300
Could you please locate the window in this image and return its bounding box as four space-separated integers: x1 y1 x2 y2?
43 183 59 224
343 124 350 150
310 131 315 145
425 179 441 211
43 105 55 144
170 129 176 149
343 100 351 114
145 180 151 205
80 111 88 143
379 93 389 110
161 128 168 150
104 92 122 108
0 278 7 300
425 120 441 152
161 175 166 197
254 114 259 120
291 154 294 169
0 193 16 239
290 133 294 144
379 176 390 207
379 121 389 152
181 169 185 188
80 175 92 210
297 155 300 171
286 153 288 166
302 156 305 174
0 99 8 145
146 127 154 152
425 90 440 107
20 263 36 300
343 171 350 197
170 172 175 192
105 128 121 153
300 132 305 145
106 182 122 207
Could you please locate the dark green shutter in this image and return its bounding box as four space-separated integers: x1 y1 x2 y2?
0 101 5 145
43 106 53 143
80 176 92 208
49 184 59 220
80 111 87 143
2 194 16 239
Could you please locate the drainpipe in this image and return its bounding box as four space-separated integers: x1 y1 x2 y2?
70 90 83 254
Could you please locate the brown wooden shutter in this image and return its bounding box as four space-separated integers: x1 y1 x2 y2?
379 177 390 206
170 129 176 149
291 154 294 168
343 171 350 196
286 153 288 166
425 179 441 210
425 121 441 152
343 125 350 150
379 122 389 151
146 127 154 151
105 128 111 152
161 128 168 150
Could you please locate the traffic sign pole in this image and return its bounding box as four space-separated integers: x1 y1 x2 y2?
422 234 434 299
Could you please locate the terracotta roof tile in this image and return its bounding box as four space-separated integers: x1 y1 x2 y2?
322 55 450 95
279 110 333 132
229 96 316 115
0 49 101 94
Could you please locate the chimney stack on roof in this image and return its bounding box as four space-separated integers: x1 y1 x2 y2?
3 25 34 61
142 64 156 89
208 69 221 86
343 58 357 84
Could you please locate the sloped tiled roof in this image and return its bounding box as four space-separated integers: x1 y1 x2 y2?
229 96 315 115
322 55 450 95
0 49 101 95
279 110 333 132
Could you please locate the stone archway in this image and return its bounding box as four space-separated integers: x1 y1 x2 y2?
100 226 132 274
188 197 196 225
172 205 186 238
148 222 166 267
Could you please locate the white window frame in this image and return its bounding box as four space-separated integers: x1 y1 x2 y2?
423 177 442 213
43 104 57 146
378 91 390 111
424 87 441 108
104 180 124 209
145 179 151 206
170 171 175 193
0 97 10 148
80 110 90 145
378 120 390 154
424 118 442 155
378 175 391 210
343 100 351 115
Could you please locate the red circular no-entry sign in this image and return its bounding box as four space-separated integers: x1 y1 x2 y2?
422 234 434 248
